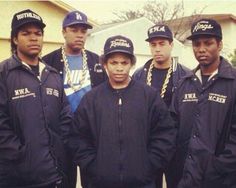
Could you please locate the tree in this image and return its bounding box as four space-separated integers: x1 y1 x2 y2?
113 10 145 22
111 0 206 41
229 49 236 67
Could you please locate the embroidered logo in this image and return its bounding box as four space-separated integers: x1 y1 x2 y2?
75 12 82 20
16 12 41 21
46 88 59 97
148 26 165 34
182 93 198 102
208 93 226 104
193 21 214 32
110 39 130 49
12 88 36 100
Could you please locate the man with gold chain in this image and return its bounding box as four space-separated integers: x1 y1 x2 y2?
132 24 190 188
43 10 107 188
43 11 107 113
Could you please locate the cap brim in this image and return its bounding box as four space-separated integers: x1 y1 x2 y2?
64 22 93 29
187 33 222 40
104 49 134 57
145 35 173 42
14 20 46 30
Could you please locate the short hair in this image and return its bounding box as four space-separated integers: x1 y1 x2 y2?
10 24 44 55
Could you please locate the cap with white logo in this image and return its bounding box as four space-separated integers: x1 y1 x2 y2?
103 35 134 57
145 24 173 42
11 9 46 31
187 18 222 40
62 10 92 29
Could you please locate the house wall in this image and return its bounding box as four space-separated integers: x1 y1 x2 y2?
220 20 236 57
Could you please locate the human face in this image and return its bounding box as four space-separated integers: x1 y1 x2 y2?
192 36 222 71
14 24 43 61
63 25 88 54
104 53 133 89
149 38 173 66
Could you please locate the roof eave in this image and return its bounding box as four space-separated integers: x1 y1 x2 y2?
48 0 99 27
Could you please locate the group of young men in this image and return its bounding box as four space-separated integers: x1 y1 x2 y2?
0 7 236 188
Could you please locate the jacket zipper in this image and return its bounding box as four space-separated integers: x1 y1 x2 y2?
118 95 124 184
38 75 60 177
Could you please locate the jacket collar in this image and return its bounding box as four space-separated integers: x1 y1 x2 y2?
8 54 57 74
144 58 178 72
186 56 235 80
106 78 135 92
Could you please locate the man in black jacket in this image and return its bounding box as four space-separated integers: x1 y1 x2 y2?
133 24 190 107
133 24 190 188
169 19 236 188
0 9 72 188
43 10 107 188
70 35 177 188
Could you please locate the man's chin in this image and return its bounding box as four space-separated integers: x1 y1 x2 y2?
199 61 210 67
27 52 40 59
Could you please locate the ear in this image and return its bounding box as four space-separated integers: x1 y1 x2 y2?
62 28 66 39
170 41 174 49
13 37 18 46
103 63 107 70
219 40 223 51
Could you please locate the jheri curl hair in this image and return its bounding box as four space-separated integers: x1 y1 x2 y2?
99 53 136 66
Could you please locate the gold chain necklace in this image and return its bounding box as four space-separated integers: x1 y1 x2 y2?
146 60 173 98
61 45 88 92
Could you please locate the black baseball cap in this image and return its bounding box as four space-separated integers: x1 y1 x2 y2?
63 10 93 29
103 35 134 57
187 18 222 40
11 9 46 32
145 24 173 42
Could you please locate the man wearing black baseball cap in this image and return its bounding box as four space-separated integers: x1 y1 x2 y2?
133 24 189 106
0 9 73 188
69 35 177 188
133 24 190 188
168 18 236 188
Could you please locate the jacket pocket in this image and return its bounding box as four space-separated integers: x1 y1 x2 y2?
86 158 97 179
143 155 156 184
0 144 26 187
0 143 26 162
202 155 225 188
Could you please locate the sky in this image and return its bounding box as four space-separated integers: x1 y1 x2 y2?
63 0 236 24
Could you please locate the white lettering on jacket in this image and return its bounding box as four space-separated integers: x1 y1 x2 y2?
12 88 36 100
46 88 59 97
182 93 198 102
208 93 227 104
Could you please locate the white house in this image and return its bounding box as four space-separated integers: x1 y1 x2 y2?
86 17 197 72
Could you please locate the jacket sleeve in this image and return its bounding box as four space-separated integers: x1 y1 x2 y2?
132 66 143 81
203 98 236 186
0 71 24 161
69 95 96 170
214 100 236 174
148 93 177 172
